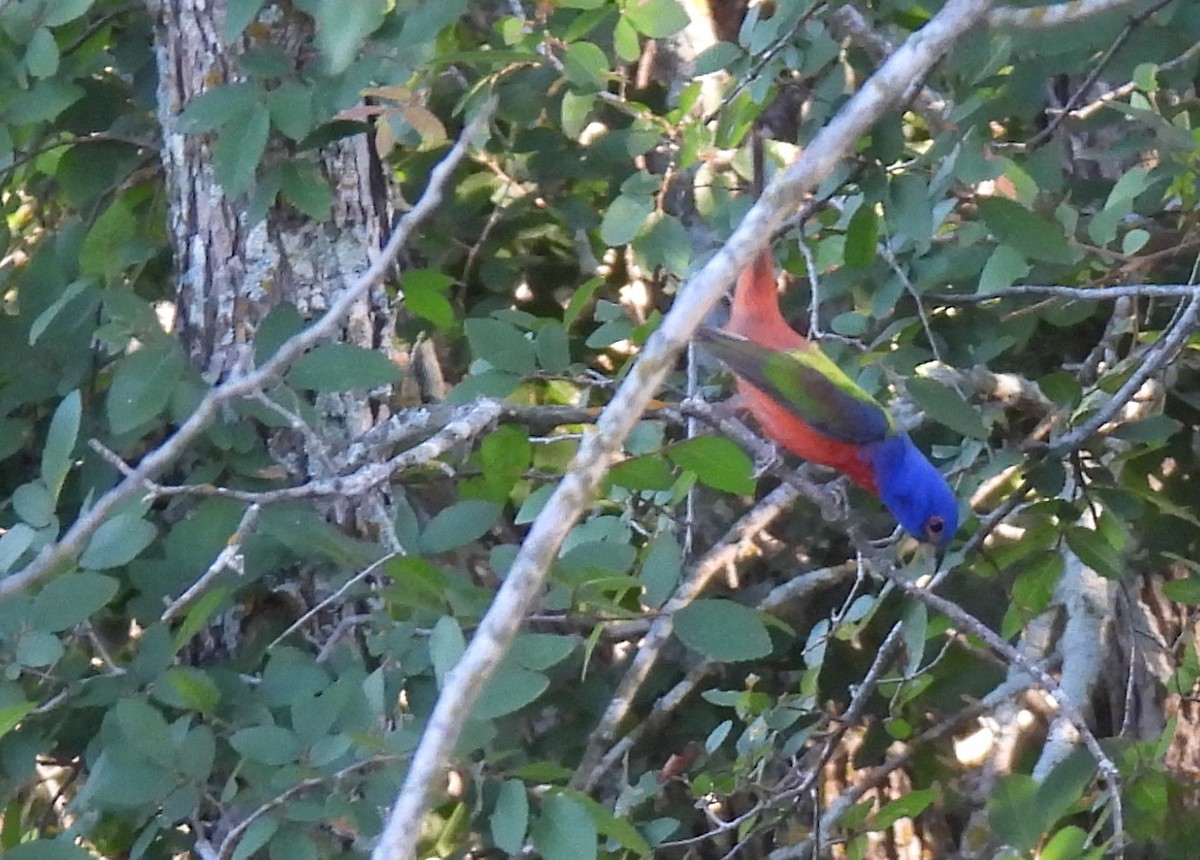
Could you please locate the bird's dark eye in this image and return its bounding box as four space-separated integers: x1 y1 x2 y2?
925 516 945 538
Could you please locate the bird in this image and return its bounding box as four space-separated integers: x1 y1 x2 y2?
696 249 959 551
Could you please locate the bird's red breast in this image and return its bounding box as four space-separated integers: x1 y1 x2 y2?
724 251 878 493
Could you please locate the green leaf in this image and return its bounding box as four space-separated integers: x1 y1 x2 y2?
977 244 1030 294
232 816 278 860
213 108 270 196
600 194 654 246
905 377 989 440
532 793 597 860
977 198 1074 265
16 631 62 668
403 269 457 331
31 573 118 632
5 840 95 860
80 198 136 282
694 41 741 76
420 500 501 555
1036 747 1096 832
465 318 536 375
171 588 230 655
29 280 90 345
562 41 608 92
624 0 689 38
14 482 53 528
473 665 549 719
279 161 332 220
230 725 301 765
225 0 266 42
510 633 575 670
1162 576 1200 605
666 437 755 494
6 79 82 125
25 27 59 78
0 701 34 743
44 0 95 26
491 780 529 854
870 787 939 831
987 773 1042 852
536 322 572 373
612 15 640 63
269 829 317 860
394 0 468 46
844 204 879 269
634 213 690 275
157 666 221 713
0 524 36 574
41 389 79 501
288 343 399 391
254 302 305 364
107 340 186 434
673 599 773 662
177 83 261 134
1064 526 1124 579
429 616 466 687
608 455 674 491
1041 826 1089 860
640 531 681 610
79 513 156 570
267 81 314 141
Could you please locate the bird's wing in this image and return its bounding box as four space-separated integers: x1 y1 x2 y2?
697 326 893 446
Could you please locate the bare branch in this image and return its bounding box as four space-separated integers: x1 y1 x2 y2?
2 99 496 602
161 503 261 623
885 574 1126 856
940 283 1200 303
989 0 1167 30
370 3 994 856
572 482 803 791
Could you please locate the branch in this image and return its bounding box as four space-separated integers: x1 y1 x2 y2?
1033 546 1114 781
582 563 855 792
571 482 804 791
1051 292 1200 454
369 3 995 856
770 671 1042 859
989 0 1165 29
885 575 1126 856
940 283 1200 303
0 99 495 602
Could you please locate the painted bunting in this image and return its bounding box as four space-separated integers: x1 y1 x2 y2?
697 251 958 548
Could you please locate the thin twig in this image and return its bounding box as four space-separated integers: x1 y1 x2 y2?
160 503 261 623
572 482 804 791
1027 0 1176 148
268 553 399 651
216 756 402 860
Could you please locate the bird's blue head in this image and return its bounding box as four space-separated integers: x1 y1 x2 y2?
867 433 959 550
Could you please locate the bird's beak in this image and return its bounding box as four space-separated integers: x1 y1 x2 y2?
933 544 948 573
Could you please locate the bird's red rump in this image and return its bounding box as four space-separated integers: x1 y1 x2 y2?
727 250 806 351
737 383 878 494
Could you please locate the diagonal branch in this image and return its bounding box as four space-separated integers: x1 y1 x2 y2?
369 2 996 857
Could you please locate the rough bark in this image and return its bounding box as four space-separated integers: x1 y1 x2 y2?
150 0 396 495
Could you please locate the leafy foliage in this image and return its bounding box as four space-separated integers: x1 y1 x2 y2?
3 0 1200 858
